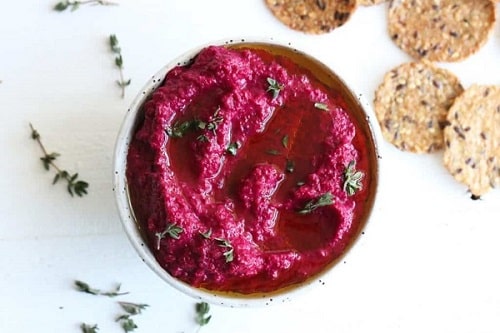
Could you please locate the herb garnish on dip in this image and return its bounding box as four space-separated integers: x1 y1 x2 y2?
126 44 375 294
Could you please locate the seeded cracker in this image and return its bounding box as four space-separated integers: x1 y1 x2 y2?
373 61 463 153
443 85 500 197
388 0 496 62
264 0 357 34
357 0 386 6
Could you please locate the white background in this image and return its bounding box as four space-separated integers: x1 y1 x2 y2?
1 1 499 332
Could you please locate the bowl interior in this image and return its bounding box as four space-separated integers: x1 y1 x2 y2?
113 38 380 307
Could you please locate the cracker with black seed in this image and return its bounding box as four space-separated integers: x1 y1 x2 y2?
388 0 495 62
264 0 357 34
357 0 386 6
373 61 463 153
443 85 500 197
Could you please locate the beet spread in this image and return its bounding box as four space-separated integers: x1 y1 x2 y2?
126 45 371 294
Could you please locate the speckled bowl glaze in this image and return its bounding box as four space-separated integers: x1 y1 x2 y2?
113 37 381 307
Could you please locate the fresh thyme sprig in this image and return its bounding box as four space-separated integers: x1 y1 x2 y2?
80 323 99 333
29 123 89 197
54 0 117 12
215 238 234 263
343 160 364 196
75 280 129 297
199 231 234 263
297 192 334 214
166 108 223 140
195 302 212 327
155 223 184 250
109 34 131 98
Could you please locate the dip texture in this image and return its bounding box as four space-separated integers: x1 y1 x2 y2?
126 45 371 294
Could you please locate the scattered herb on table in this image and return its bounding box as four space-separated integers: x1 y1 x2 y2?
118 302 149 315
155 223 184 250
343 160 364 196
297 192 334 214
29 123 89 197
74 280 129 297
109 34 131 98
195 302 212 327
314 102 329 111
80 323 99 333
266 77 283 99
54 0 117 12
116 301 149 332
120 317 138 332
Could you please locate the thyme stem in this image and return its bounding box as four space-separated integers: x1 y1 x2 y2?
29 123 89 197
54 0 118 12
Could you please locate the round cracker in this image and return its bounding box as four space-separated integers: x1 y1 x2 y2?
443 85 500 197
388 0 496 62
357 0 386 6
265 0 357 34
373 61 463 153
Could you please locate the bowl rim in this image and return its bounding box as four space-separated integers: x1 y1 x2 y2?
113 36 382 307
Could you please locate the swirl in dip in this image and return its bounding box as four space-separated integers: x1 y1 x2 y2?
126 44 374 294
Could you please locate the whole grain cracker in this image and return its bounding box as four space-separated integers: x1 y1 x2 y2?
443 85 500 197
357 0 386 6
373 61 463 153
388 0 496 62
264 0 357 34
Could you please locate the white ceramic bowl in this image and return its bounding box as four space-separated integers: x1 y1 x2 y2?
113 37 380 307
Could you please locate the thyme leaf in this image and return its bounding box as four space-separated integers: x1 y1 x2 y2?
80 323 99 333
266 77 283 100
226 142 240 156
166 120 192 138
195 302 212 327
30 123 89 197
285 159 295 173
109 34 131 98
54 0 117 12
343 160 364 196
120 317 137 332
314 102 329 111
297 192 334 214
118 302 149 315
155 223 184 250
281 134 289 148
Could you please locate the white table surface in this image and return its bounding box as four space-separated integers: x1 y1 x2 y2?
1 1 500 332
